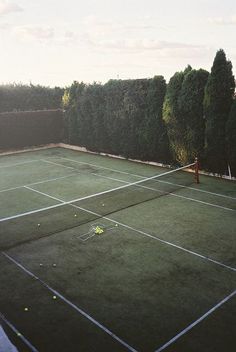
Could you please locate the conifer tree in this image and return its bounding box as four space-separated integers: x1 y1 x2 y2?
62 81 85 145
163 66 192 164
140 75 170 162
204 49 235 173
226 99 236 176
178 69 209 163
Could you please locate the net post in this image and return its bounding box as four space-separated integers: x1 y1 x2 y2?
194 157 200 184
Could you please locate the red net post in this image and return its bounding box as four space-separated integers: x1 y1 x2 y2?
194 157 200 184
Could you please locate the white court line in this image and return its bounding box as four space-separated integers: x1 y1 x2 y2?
1 159 234 212
0 163 197 222
154 289 236 352
89 173 235 212
0 159 40 169
41 158 235 211
0 173 77 194
2 252 138 352
156 179 236 200
0 312 38 352
0 203 66 222
59 157 143 177
24 186 65 203
59 157 236 201
42 159 76 170
0 163 236 222
73 204 236 272
15 186 236 272
1 155 235 201
1 158 234 212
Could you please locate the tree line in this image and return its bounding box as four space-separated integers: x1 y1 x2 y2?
0 83 64 112
63 77 170 163
63 49 236 176
0 50 235 176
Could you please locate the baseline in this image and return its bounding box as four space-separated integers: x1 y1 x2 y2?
0 160 40 169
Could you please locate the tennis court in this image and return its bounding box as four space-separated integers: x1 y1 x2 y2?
0 146 235 352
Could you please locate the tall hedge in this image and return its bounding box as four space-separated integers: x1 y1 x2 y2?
78 83 108 152
204 49 235 173
103 79 153 159
0 84 64 113
163 66 191 164
178 68 209 162
63 77 169 162
226 99 236 176
63 81 85 145
136 76 170 162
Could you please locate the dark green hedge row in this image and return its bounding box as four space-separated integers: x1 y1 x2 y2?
64 77 171 163
0 110 64 149
226 99 236 176
1 50 235 176
0 84 64 113
64 50 236 176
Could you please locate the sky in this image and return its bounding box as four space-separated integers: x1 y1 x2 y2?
0 0 236 87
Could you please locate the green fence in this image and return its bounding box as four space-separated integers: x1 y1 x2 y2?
0 109 64 149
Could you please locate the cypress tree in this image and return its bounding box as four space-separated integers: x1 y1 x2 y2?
62 81 85 145
226 99 236 176
104 79 130 156
0 84 64 112
178 69 209 163
122 79 149 159
204 49 235 173
77 83 109 152
163 66 192 164
139 76 170 162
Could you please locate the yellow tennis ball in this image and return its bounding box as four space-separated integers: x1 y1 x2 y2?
24 307 29 312
53 296 57 300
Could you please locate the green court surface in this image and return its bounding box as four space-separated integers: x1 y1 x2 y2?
0 147 235 352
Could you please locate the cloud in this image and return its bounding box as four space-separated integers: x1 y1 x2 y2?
208 16 236 25
64 30 75 39
85 36 205 56
0 0 23 15
80 15 202 57
0 21 10 29
14 25 54 41
82 14 157 35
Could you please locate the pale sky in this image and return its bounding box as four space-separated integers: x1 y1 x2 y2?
0 0 236 87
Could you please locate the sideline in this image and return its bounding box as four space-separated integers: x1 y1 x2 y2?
2 253 138 352
11 185 236 272
0 314 38 352
154 290 236 352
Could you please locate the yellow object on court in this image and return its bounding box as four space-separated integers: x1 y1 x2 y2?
95 226 104 235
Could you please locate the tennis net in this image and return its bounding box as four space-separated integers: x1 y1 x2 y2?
0 162 197 249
